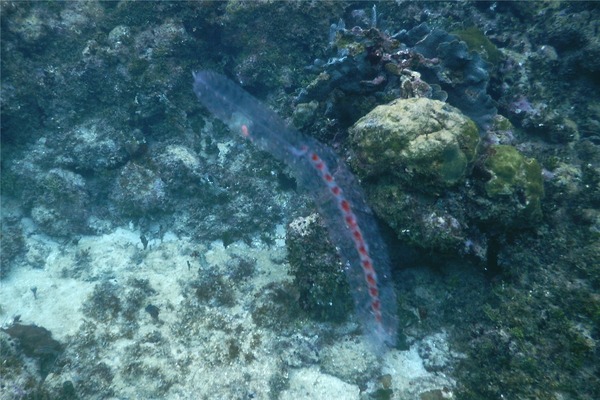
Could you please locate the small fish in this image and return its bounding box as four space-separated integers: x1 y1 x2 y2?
145 304 159 320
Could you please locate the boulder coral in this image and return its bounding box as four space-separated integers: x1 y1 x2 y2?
349 98 480 192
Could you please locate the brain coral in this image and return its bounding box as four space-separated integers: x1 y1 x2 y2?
349 97 480 193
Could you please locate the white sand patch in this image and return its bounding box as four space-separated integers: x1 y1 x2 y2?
281 367 360 400
0 268 93 339
382 344 456 398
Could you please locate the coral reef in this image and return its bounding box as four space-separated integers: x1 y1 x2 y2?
0 205 24 278
346 96 543 257
111 163 169 216
0 1 598 399
298 20 496 141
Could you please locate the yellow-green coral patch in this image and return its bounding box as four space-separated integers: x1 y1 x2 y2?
484 145 544 220
349 98 479 191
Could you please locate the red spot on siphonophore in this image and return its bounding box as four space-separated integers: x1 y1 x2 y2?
353 230 363 241
345 215 356 227
370 287 379 297
311 153 319 161
366 273 376 286
331 186 341 196
324 173 333 182
340 200 351 212
362 259 373 270
315 162 324 170
241 125 250 138
372 299 381 311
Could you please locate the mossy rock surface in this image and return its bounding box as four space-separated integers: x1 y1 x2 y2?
349 98 479 192
451 27 504 64
368 183 467 253
484 144 544 221
286 214 353 323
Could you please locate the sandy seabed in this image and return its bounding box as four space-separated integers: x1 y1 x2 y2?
1 218 457 399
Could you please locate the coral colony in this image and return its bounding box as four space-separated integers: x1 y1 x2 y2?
193 71 398 351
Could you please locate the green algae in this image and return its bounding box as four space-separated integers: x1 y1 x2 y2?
484 145 544 220
441 144 470 184
451 27 504 64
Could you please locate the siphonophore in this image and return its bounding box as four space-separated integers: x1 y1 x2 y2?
193 71 398 352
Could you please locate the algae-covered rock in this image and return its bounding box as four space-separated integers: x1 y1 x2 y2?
368 184 469 254
286 213 353 323
483 144 544 221
348 99 545 256
292 101 319 129
349 98 479 192
111 163 168 216
31 168 90 236
451 27 504 65
153 145 203 194
57 118 140 172
320 339 379 386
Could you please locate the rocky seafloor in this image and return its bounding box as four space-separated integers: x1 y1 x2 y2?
1 2 599 399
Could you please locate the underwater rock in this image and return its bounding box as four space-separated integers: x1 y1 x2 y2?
350 98 480 192
30 168 90 237
132 19 191 60
348 98 480 254
56 118 140 172
286 213 353 323
111 163 169 216
365 184 472 256
320 339 379 386
152 144 203 194
1 323 63 379
485 115 518 146
6 140 92 236
107 25 132 49
0 209 24 279
347 97 545 256
4 6 50 44
292 101 319 130
218 1 334 90
480 144 544 223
